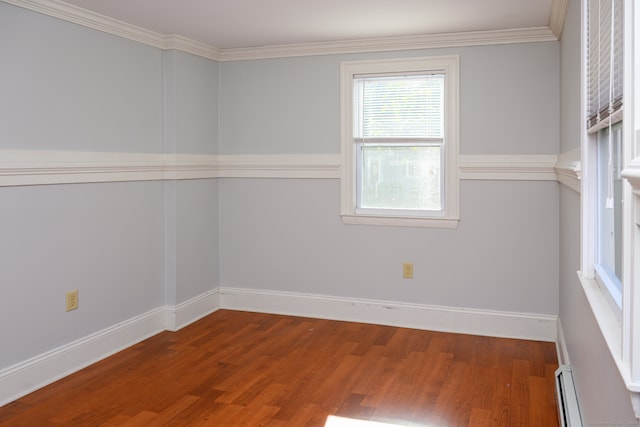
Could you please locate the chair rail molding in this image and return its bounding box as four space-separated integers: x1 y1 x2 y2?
0 150 581 186
458 154 558 181
555 148 581 193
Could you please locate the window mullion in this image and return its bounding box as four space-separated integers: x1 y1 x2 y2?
353 137 444 145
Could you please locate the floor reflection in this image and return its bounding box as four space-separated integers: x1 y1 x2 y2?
325 415 434 427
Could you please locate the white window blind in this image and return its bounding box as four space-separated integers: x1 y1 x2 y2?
353 74 444 140
587 0 624 131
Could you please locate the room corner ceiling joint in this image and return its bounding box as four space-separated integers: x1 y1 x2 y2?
2 0 560 61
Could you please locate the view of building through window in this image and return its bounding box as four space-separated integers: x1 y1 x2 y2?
359 144 441 211
596 122 623 305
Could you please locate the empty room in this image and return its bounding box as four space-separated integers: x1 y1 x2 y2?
1 0 639 425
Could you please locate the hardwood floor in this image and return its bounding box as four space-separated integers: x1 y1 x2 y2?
0 310 559 426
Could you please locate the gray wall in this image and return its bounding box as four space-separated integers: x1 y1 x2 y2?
557 0 637 423
163 49 220 306
0 2 219 370
0 182 165 369
0 3 164 153
219 179 559 314
219 44 560 155
1 0 563 396
174 179 219 304
164 50 219 155
218 43 560 315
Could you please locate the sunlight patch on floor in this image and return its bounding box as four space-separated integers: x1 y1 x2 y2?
325 415 433 427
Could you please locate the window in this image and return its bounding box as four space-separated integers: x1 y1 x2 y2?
580 0 640 414
585 0 625 310
595 122 623 307
340 56 459 228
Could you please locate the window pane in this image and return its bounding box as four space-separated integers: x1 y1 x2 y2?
359 145 442 211
596 122 623 295
353 75 444 139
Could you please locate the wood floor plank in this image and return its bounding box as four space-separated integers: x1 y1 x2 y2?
0 310 559 426
100 414 134 427
145 395 202 426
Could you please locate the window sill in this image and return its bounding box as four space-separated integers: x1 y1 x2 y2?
340 214 459 229
577 272 640 416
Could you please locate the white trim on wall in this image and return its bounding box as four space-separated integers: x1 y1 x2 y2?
621 156 640 414
0 150 168 186
555 148 582 193
2 0 561 61
549 0 570 39
216 154 342 179
0 150 585 186
164 289 221 332
219 287 558 342
458 154 558 181
622 156 640 196
221 28 557 61
0 151 342 186
162 35 222 61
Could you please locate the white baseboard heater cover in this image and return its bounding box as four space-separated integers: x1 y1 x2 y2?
555 365 583 427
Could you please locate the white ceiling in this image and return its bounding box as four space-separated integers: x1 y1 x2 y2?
58 0 556 50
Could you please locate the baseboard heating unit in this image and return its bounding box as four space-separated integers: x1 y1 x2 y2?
555 365 582 427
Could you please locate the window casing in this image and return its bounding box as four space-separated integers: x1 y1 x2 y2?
340 56 459 228
580 0 640 414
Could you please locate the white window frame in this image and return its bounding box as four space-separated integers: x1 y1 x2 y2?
580 0 640 415
340 56 459 228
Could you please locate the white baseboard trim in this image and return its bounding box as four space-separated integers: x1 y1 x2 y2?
219 287 558 342
164 289 221 332
0 307 166 407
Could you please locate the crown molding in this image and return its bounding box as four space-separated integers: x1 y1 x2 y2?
162 35 221 61
2 0 221 61
4 0 165 47
4 0 557 62
549 0 570 39
219 27 558 61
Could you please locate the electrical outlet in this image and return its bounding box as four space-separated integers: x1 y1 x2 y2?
403 263 413 279
66 290 79 312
